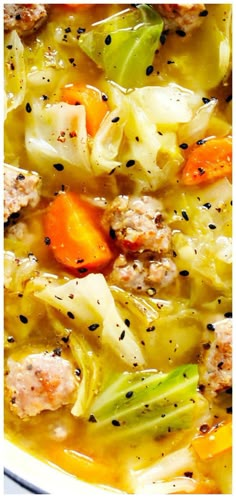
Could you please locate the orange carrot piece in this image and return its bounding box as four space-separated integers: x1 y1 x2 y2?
181 137 232 185
192 421 232 460
61 84 109 136
44 191 112 273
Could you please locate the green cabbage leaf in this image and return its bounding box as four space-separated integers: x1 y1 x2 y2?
78 5 163 89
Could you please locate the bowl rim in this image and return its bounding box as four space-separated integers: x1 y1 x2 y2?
4 439 124 496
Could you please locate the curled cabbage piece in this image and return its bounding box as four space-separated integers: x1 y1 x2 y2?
78 5 163 89
91 83 211 192
35 273 145 368
4 30 26 118
25 101 92 190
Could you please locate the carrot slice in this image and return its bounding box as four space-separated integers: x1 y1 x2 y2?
181 137 232 185
192 421 232 460
44 191 112 273
61 84 109 136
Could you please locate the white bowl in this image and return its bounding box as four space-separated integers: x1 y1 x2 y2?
4 439 125 496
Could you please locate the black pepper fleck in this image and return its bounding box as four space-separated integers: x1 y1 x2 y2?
179 143 188 149
88 414 97 423
199 9 208 17
67 311 75 319
126 391 133 399
146 326 155 332
112 419 120 426
111 116 120 123
208 223 216 230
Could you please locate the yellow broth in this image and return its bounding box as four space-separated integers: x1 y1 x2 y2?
4 3 232 494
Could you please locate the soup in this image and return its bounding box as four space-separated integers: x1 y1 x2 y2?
4 3 232 494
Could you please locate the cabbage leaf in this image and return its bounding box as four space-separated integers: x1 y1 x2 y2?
35 273 145 368
78 5 163 89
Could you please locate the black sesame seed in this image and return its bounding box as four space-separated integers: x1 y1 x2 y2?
160 33 166 45
109 227 116 239
53 347 62 356
19 314 28 324
16 173 25 181
181 210 189 221
207 323 215 331
75 368 81 376
224 312 232 318
119 330 126 341
199 9 208 17
146 326 155 332
44 236 51 245
6 44 13 49
65 27 71 33
203 202 211 209
167 60 175 64
124 318 130 327
179 270 189 276
208 223 216 230
88 323 100 331
196 139 206 145
126 391 133 399
179 143 188 150
217 361 224 369
112 419 120 427
200 423 210 433
225 94 232 103
176 29 186 37
67 311 75 319
25 102 32 113
105 34 112 45
88 414 97 423
77 27 86 34
126 159 135 168
198 167 205 175
7 336 15 343
146 65 154 76
111 116 120 123
53 163 64 171
42 94 48 100
202 97 211 104
78 267 88 273
102 93 108 101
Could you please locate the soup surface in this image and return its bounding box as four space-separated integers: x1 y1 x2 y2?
4 3 232 494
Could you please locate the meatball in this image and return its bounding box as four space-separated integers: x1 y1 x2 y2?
109 253 177 293
155 4 206 34
4 4 48 37
199 318 232 396
103 195 172 255
4 165 41 223
6 352 77 418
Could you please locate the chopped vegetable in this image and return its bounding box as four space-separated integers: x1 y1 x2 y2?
78 5 163 88
192 421 232 459
4 30 26 117
36 273 145 367
89 364 200 439
61 84 109 136
181 137 232 185
44 191 112 273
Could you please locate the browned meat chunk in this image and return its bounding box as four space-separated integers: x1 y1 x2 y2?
103 195 172 255
4 4 48 37
155 4 206 34
6 352 77 418
199 318 232 397
4 165 41 223
109 253 177 293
